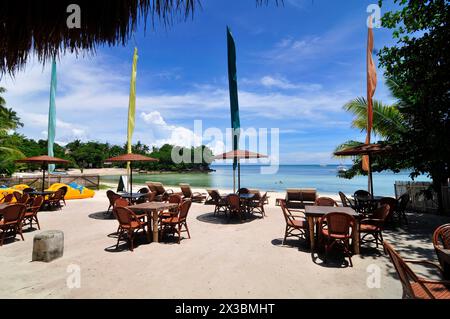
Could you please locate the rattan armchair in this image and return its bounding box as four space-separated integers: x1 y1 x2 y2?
433 224 450 280
159 199 192 243
384 241 450 299
0 204 27 246
319 212 356 267
23 196 44 230
112 206 149 251
280 199 308 245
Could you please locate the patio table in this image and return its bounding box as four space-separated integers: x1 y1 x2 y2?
28 190 54 197
119 192 148 204
127 202 178 243
304 206 361 254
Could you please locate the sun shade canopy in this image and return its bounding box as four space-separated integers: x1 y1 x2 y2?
0 0 196 74
104 153 159 163
15 155 70 165
334 144 393 156
213 150 268 160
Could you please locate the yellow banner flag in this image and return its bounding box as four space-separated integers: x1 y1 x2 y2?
127 47 138 154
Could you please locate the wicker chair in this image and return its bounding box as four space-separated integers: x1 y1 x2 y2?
17 193 30 206
206 189 228 216
44 189 64 210
280 199 308 245
247 192 268 218
319 212 356 267
315 197 338 207
338 192 354 208
12 191 22 202
226 194 244 221
384 241 450 299
433 224 450 280
396 193 410 224
159 199 192 244
59 186 68 206
359 204 391 250
0 204 27 246
106 190 122 214
379 197 397 224
23 196 44 230
152 182 175 202
1 193 14 203
112 206 149 251
160 194 183 220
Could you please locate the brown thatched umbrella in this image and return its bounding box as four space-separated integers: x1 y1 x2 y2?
213 150 268 192
0 0 197 74
104 153 158 193
334 144 394 196
15 155 70 192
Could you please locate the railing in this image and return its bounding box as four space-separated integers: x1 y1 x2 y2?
0 175 100 190
394 181 450 214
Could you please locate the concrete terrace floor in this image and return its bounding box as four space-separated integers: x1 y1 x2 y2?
0 190 449 299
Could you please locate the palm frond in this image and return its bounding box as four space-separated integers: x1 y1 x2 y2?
343 97 406 138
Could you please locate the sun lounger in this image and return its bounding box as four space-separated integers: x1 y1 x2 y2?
276 188 317 209
179 183 206 203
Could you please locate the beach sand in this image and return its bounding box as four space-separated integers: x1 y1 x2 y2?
1 187 448 299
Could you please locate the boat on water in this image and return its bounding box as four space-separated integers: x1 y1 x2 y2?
337 165 348 173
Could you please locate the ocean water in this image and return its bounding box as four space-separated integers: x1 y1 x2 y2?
101 165 431 197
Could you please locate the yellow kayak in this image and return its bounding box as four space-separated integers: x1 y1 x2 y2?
47 183 95 200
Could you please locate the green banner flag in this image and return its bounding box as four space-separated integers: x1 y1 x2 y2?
227 27 241 170
48 59 57 173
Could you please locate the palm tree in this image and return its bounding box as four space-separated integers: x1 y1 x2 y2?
334 96 407 178
0 87 24 175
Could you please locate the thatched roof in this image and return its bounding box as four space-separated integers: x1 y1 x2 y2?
0 0 197 75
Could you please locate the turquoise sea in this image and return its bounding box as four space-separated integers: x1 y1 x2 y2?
101 164 431 197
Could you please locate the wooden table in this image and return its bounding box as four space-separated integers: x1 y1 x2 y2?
28 191 54 197
304 206 361 254
127 202 178 243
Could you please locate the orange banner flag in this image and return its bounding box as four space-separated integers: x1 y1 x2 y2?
363 19 377 172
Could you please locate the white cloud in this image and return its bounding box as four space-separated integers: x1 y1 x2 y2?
259 75 322 91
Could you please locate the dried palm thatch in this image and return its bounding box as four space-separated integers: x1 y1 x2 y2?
0 0 197 75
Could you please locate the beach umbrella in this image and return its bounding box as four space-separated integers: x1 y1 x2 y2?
226 26 242 192
214 150 268 192
15 155 70 192
104 153 158 193
47 58 57 174
334 144 393 196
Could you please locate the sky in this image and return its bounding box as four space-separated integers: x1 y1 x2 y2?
0 0 400 165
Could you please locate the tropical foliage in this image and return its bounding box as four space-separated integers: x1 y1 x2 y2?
378 0 450 211
334 96 408 179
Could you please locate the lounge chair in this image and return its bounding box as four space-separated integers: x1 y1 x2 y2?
384 241 450 299
147 182 176 201
277 188 317 209
179 183 206 203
